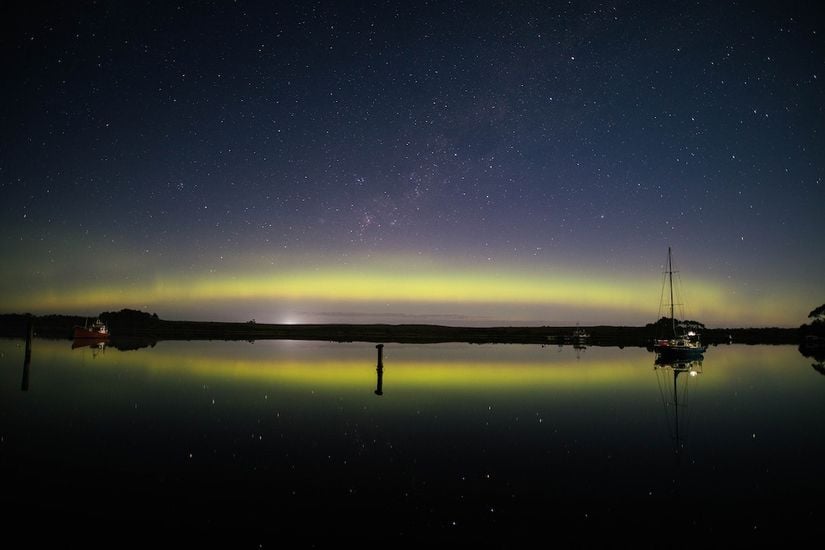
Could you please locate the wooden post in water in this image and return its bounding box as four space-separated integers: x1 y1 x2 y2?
22 319 32 391
374 344 384 396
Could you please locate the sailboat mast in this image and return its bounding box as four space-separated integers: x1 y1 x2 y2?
668 247 675 337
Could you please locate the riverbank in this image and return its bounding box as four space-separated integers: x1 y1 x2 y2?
0 311 805 347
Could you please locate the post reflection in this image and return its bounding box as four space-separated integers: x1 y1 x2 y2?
374 344 384 396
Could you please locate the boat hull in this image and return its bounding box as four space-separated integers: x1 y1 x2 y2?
73 327 109 339
654 341 706 359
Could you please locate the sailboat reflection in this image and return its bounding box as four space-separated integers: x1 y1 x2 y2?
654 356 703 458
22 321 33 392
21 350 30 391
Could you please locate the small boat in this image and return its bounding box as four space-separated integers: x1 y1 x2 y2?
571 326 590 344
653 248 706 359
654 332 705 358
73 318 109 340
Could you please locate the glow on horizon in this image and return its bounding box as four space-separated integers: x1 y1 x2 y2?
1 259 813 327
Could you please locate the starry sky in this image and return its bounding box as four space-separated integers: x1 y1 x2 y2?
1 1 823 327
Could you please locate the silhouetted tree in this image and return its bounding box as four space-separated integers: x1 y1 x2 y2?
645 316 705 337
99 309 162 333
808 304 825 324
800 303 825 339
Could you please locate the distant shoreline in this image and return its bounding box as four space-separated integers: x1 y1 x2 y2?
0 312 806 347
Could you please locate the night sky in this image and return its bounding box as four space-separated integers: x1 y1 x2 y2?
2 1 823 327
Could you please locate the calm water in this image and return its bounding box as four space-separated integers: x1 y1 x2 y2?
2 338 824 546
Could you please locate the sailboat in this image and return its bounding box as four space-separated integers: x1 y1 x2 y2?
653 247 706 359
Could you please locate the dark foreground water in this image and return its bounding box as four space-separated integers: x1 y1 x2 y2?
2 338 824 547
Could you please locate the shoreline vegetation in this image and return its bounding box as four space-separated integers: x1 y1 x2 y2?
2 309 820 349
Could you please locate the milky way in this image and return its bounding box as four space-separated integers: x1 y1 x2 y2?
1 1 822 326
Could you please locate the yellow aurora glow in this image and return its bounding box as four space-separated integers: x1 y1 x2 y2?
33 339 654 389
23 339 795 391
28 269 654 308
1 253 812 326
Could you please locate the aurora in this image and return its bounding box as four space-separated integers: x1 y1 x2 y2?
1 1 822 328
1 253 813 327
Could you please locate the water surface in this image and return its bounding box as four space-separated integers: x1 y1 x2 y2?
2 339 823 546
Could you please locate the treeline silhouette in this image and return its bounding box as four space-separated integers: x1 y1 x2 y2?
0 309 806 346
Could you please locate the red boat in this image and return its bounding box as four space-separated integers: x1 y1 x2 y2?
73 319 109 339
